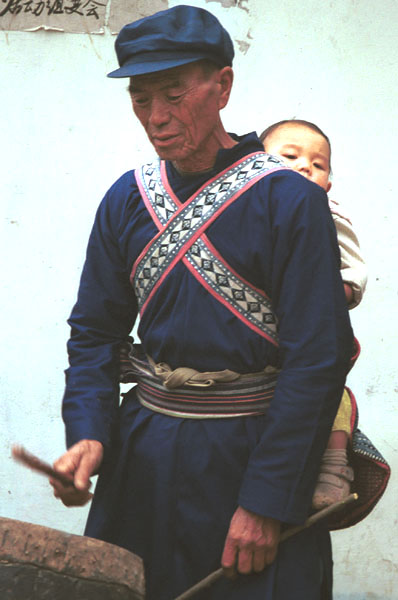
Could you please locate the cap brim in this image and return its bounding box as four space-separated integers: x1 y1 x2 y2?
107 56 207 78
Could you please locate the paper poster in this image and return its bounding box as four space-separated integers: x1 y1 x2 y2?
0 0 170 32
0 0 109 32
0 0 246 35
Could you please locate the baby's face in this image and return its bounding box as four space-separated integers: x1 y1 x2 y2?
264 123 332 192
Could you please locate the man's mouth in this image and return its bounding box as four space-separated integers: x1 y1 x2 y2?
152 134 179 145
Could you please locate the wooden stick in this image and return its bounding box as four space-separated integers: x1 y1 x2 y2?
173 493 358 600
12 445 75 487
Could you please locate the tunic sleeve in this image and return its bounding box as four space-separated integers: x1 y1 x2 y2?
238 176 354 524
328 198 367 308
333 215 367 309
62 181 138 450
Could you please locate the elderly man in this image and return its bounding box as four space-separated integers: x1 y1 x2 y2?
51 5 353 599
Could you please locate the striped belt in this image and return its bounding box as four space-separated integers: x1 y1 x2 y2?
123 350 277 419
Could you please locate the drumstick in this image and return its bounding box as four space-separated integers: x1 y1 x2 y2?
12 445 76 487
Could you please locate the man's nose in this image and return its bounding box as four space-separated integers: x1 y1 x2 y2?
149 97 170 128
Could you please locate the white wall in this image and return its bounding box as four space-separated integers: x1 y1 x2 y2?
1 1 397 597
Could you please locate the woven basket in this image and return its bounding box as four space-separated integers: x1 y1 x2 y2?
327 387 391 530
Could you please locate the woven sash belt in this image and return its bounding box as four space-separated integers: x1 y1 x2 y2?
120 344 278 419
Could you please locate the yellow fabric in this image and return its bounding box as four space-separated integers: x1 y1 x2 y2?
332 388 352 434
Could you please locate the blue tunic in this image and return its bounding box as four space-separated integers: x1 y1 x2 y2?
62 133 353 599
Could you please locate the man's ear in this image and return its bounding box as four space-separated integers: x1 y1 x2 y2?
128 79 135 110
217 66 234 110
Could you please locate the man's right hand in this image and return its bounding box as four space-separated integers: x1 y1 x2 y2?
50 439 103 506
221 506 280 577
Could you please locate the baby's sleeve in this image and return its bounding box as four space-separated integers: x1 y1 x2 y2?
329 200 367 309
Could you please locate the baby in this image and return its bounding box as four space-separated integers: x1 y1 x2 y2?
261 119 367 508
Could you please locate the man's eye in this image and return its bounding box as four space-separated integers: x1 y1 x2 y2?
133 97 148 106
167 94 182 102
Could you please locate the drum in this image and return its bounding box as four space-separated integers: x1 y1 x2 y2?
0 517 145 599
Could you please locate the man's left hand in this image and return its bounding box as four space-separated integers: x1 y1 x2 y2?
221 506 281 577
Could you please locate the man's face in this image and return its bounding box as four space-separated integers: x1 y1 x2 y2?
129 62 231 171
264 123 332 192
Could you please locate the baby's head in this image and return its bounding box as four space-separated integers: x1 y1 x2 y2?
260 119 332 193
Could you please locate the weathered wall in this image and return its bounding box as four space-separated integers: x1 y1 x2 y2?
1 0 397 597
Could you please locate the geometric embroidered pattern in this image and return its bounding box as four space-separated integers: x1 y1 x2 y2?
132 152 286 345
186 238 278 344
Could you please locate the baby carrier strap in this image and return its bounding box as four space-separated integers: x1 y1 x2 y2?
132 153 285 345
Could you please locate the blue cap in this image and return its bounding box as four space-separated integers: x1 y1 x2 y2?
107 5 234 78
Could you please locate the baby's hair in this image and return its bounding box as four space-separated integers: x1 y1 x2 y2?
260 119 332 171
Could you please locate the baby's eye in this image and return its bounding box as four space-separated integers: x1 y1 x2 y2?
283 153 297 160
314 163 325 170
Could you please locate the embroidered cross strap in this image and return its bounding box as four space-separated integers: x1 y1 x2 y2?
132 153 286 346
122 344 278 419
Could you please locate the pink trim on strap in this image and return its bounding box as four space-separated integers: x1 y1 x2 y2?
160 160 181 207
135 168 164 230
